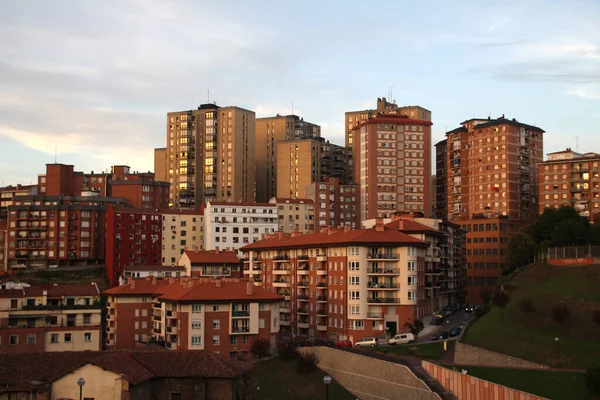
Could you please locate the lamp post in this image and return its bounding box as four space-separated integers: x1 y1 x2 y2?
323 375 332 400
554 337 559 368
77 378 85 400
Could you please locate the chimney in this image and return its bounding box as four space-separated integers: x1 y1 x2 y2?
398 220 405 230
278 232 284 239
216 279 222 288
215 247 220 254
374 218 385 232
344 225 352 233
194 247 199 253
168 277 175 284
247 279 253 296
152 276 157 285
130 279 136 289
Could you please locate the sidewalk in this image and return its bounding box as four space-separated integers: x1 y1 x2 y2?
420 314 437 337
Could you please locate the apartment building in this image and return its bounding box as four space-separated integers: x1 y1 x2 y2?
121 265 186 281
154 147 168 183
0 283 102 353
178 249 242 278
345 97 431 183
255 115 321 202
305 178 359 230
441 116 544 303
0 184 39 218
105 206 162 286
203 202 278 252
240 222 430 343
105 277 284 357
353 113 433 222
38 163 169 209
320 140 347 183
163 103 256 209
269 198 315 233
0 219 6 272
276 138 323 199
435 140 448 219
538 148 600 221
161 209 204 266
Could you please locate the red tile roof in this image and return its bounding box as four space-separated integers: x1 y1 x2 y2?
103 278 171 296
0 288 25 298
124 265 186 272
240 226 428 251
46 283 100 298
184 249 241 265
157 280 284 303
208 201 276 207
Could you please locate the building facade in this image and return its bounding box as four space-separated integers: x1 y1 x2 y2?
203 202 278 252
0 219 6 272
161 209 204 266
269 198 315 233
240 222 430 343
178 249 242 278
276 139 324 199
353 113 433 222
538 148 600 221
0 283 102 353
164 104 256 209
435 139 448 219
105 207 162 286
255 115 321 202
305 178 359 230
105 277 283 358
0 184 39 218
153 147 168 183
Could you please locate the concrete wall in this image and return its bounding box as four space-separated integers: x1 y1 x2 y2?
454 342 548 369
52 363 123 400
422 361 548 400
300 347 441 400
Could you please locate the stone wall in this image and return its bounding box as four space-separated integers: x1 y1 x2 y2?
454 342 548 369
299 347 441 400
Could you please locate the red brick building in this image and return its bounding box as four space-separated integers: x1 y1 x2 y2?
241 223 429 343
105 277 283 359
305 178 359 230
105 207 162 286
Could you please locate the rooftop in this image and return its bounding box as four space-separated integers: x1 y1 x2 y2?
123 265 186 272
208 201 276 208
353 113 433 129
183 249 241 265
0 283 99 298
157 279 284 303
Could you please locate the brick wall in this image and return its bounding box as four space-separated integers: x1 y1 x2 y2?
454 342 548 369
422 361 548 400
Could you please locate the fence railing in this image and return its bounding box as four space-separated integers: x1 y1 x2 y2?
547 246 600 259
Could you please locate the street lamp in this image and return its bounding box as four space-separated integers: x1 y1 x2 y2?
323 375 332 400
554 337 560 368
77 378 85 400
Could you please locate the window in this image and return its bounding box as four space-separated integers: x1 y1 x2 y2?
192 336 201 346
64 333 72 342
84 332 92 342
192 304 202 313
212 335 220 345
192 320 202 329
408 276 416 286
408 291 416 301
229 336 238 344
350 320 364 330
407 261 416 271
212 305 219 312
213 320 220 329
50 333 59 343
27 335 36 345
9 335 18 345
83 314 91 324
349 291 360 300
348 305 360 315
259 303 265 311
348 261 359 271
349 276 360 285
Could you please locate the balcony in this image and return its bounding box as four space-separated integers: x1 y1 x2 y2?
425 269 441 275
166 310 177 319
273 255 290 262
153 327 161 334
316 267 327 275
316 254 327 262
166 326 178 334
153 302 162 309
297 322 310 329
280 319 291 326
297 308 309 314
273 280 291 288
367 298 400 304
297 281 309 288
317 296 327 302
231 326 250 334
317 324 327 331
316 282 327 288
297 255 309 260
297 268 309 275
367 312 383 319
367 253 399 260
273 267 291 275
367 268 399 275
367 282 399 290
280 307 291 313
166 342 178 350
297 295 309 302
317 309 327 317
153 315 162 321
232 310 250 317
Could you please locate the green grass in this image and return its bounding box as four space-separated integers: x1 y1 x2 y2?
452 366 593 400
463 263 600 369
372 341 447 360
251 357 356 400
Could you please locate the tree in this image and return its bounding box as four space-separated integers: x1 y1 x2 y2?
589 224 600 245
506 232 536 272
592 310 600 326
533 206 582 244
479 287 492 304
492 286 511 321
585 366 600 395
296 352 318 375
552 303 571 325
552 218 590 247
518 297 536 315
278 342 299 361
250 338 271 359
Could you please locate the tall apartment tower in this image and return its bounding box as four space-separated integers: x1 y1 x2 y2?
345 98 431 183
353 113 433 222
441 116 544 303
276 139 324 199
255 115 320 202
165 104 256 209
435 140 448 218
154 148 168 183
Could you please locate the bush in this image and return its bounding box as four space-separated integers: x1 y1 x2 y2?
413 319 424 332
593 310 600 326
296 352 318 375
250 338 271 359
279 342 299 361
552 303 571 324
475 303 491 318
585 366 600 395
479 287 492 304
492 286 511 320
518 297 536 315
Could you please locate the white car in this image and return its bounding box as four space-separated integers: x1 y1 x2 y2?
355 337 379 347
387 333 415 345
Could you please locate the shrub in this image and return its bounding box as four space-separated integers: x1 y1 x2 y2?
492 286 511 321
250 338 271 359
475 304 491 318
518 297 536 315
479 287 492 304
413 319 424 332
552 303 571 325
296 352 318 375
279 342 299 361
593 310 600 326
585 366 600 395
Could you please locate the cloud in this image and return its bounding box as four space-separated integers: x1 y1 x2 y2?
254 104 302 118
567 87 600 100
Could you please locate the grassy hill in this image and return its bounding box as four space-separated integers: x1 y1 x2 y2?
463 263 600 369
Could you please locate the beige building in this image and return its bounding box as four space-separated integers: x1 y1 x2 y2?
161 210 204 265
269 197 315 233
255 115 321 202
153 147 168 183
276 139 323 199
163 103 256 209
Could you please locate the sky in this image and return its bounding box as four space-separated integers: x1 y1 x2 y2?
1 0 599 185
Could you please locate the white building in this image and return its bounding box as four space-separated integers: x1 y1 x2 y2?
119 265 187 285
204 201 278 253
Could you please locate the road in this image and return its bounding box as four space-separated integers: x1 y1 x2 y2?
415 310 471 343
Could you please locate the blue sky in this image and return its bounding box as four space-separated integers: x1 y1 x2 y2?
1 0 599 184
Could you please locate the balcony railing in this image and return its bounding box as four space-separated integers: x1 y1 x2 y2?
367 298 400 304
367 253 399 260
317 296 327 302
232 310 250 317
316 282 327 288
367 312 383 319
367 282 399 289
297 281 309 287
367 268 399 274
297 308 309 314
297 255 309 260
231 326 250 333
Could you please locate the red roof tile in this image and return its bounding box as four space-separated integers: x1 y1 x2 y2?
103 278 171 296
0 288 25 298
46 283 100 298
184 249 240 265
157 280 284 302
124 265 186 272
240 226 428 251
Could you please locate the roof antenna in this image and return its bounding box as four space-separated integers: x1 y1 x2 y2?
576 136 579 152
389 86 394 102
54 146 57 164
207 88 210 103
292 98 294 115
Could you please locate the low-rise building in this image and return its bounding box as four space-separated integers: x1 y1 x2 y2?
0 184 38 218
178 249 242 278
240 221 430 343
0 283 102 353
104 277 284 358
204 202 278 253
269 198 315 233
121 265 187 281
161 209 204 266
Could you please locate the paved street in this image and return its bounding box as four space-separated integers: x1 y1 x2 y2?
415 310 471 343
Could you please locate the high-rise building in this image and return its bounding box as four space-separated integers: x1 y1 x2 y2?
345 97 431 183
160 209 204 266
538 148 600 221
276 139 323 199
255 115 320 202
305 178 359 230
441 116 544 303
154 148 168 183
0 219 7 272
435 140 448 219
0 185 39 218
353 113 433 222
165 104 256 209
268 198 315 233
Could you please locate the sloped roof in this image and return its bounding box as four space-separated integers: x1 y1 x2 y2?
46 283 99 298
184 250 240 265
103 278 171 296
124 265 186 272
157 280 284 303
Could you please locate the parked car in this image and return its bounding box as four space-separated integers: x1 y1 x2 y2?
335 340 353 348
355 337 379 347
465 304 476 313
433 313 445 325
443 309 453 317
429 334 440 341
449 327 462 337
438 331 449 339
388 333 415 345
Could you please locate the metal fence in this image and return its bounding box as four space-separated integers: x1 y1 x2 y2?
547 246 600 259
